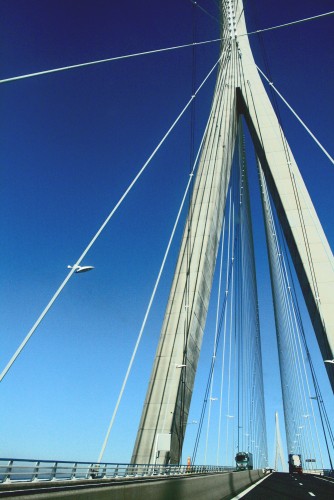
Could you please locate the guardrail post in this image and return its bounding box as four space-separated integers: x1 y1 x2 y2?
87 463 99 479
32 461 40 481
86 463 92 480
51 461 58 481
3 460 13 483
71 462 77 480
101 463 107 478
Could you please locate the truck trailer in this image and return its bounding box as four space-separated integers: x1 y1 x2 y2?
288 454 303 474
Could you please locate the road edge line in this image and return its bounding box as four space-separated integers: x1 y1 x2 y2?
230 472 272 499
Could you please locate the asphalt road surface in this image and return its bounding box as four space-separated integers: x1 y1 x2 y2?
238 472 333 499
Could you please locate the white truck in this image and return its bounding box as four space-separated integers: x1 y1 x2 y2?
288 454 303 474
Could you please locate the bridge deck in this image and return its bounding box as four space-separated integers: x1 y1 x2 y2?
1 472 333 499
240 472 334 500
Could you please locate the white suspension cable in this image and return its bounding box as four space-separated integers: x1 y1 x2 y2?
284 268 311 460
284 270 314 463
263 174 301 452
217 47 240 465
294 313 323 467
0 38 222 84
217 188 232 464
256 64 334 165
261 170 323 466
277 208 324 468
241 11 334 37
285 285 324 468
97 97 214 463
204 217 226 465
0 53 222 384
188 0 220 25
225 200 235 465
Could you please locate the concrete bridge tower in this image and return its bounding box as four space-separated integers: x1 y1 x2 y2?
131 0 334 465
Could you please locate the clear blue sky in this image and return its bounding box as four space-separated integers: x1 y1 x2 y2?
1 0 333 466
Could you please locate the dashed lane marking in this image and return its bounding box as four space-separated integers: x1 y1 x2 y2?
308 492 315 497
315 476 334 483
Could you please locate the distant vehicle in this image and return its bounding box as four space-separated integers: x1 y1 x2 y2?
288 454 303 474
265 467 275 473
235 452 253 471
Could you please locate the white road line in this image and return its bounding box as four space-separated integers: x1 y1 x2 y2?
299 482 303 485
308 492 315 497
230 474 272 499
315 476 334 483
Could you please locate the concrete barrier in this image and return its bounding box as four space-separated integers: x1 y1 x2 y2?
0 469 265 499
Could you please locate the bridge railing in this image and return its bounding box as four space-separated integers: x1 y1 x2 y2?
0 458 234 484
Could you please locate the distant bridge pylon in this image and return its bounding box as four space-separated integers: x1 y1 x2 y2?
274 411 286 472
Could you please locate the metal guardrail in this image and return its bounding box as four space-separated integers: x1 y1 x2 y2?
0 458 234 484
323 469 334 478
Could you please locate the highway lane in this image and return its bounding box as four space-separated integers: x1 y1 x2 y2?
235 472 334 499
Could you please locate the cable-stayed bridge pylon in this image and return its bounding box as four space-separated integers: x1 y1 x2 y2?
131 0 334 466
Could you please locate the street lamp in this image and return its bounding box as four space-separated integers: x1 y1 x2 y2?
67 265 94 273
